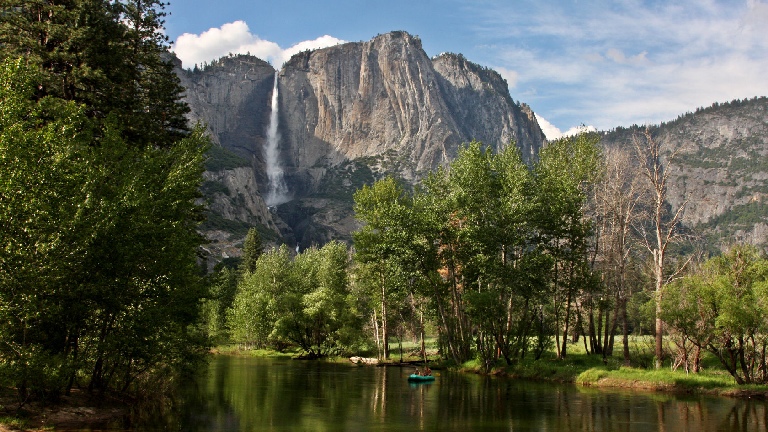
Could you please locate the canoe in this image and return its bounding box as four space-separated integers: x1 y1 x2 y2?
407 374 435 382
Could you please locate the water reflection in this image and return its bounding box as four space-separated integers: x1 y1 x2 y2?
147 356 767 431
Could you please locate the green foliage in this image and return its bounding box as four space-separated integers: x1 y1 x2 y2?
316 159 377 201
202 267 239 344
240 228 264 274
228 243 364 357
200 212 252 237
0 0 191 149
0 0 210 401
353 176 427 359
661 244 768 384
697 200 768 251
228 246 291 348
201 180 231 197
205 145 251 172
350 136 603 367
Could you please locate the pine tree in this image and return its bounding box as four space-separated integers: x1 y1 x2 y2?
0 1 210 398
241 228 264 274
0 0 189 148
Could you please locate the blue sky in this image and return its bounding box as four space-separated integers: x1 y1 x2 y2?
164 0 768 139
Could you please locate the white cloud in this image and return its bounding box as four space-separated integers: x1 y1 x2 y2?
535 114 595 141
604 48 649 66
534 114 562 141
494 66 519 88
471 0 768 132
282 35 347 62
561 124 597 137
173 21 344 69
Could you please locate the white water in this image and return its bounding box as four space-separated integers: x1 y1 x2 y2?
264 72 289 206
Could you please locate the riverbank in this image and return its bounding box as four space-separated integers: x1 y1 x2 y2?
0 388 129 431
216 344 768 399
454 354 768 399
5 345 766 431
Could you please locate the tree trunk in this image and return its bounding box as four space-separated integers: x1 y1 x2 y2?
622 299 630 366
381 271 389 359
655 250 664 369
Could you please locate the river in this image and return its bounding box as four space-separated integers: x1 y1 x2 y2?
138 355 767 431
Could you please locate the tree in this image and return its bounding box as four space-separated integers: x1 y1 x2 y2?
591 146 644 364
0 58 210 398
0 0 190 149
241 228 264 274
228 246 291 348
662 245 768 384
436 142 547 370
633 128 689 369
229 243 363 357
276 241 361 358
202 266 239 344
353 177 415 359
534 132 602 359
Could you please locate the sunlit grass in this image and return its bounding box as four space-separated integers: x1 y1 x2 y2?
0 415 31 430
215 336 768 395
450 335 768 395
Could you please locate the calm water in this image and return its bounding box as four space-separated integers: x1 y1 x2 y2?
140 355 767 431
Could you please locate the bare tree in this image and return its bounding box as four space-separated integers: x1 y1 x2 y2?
593 146 644 365
632 128 689 369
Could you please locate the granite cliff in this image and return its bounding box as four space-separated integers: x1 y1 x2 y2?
600 97 768 251
175 31 546 264
176 31 767 265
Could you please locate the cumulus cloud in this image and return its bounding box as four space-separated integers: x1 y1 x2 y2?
494 66 519 88
173 21 344 69
535 114 595 141
534 114 562 141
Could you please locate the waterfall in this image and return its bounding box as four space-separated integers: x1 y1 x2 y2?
264 72 289 206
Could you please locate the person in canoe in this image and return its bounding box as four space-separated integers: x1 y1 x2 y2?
413 366 432 376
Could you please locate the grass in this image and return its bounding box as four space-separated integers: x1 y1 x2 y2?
0 416 32 430
213 344 297 359
451 336 768 397
577 366 736 389
214 336 768 397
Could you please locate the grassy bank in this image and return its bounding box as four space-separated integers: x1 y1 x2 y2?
454 337 768 398
216 337 768 398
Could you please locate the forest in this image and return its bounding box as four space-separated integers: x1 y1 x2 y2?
211 133 768 386
3 1 768 412
0 0 210 402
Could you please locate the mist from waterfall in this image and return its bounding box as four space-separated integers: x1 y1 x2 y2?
264 72 289 206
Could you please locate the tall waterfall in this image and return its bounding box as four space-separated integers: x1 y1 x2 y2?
264 72 289 206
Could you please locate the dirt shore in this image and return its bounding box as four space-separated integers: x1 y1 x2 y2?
0 390 129 431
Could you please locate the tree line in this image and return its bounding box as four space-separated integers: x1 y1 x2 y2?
0 0 209 403
215 132 768 386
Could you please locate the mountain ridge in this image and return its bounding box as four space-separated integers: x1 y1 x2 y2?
175 32 768 266
175 31 547 266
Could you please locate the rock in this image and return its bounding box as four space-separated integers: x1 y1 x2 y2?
600 97 768 250
350 356 379 365
174 31 546 260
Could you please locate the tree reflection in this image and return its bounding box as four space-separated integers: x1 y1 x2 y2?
147 357 768 432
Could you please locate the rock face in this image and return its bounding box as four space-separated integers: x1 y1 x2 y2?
278 32 543 184
176 33 767 262
600 97 768 249
175 31 546 262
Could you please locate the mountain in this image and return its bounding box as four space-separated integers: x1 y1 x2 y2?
599 97 768 252
175 31 546 266
176 30 768 266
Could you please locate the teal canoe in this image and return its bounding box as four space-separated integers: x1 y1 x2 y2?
407 374 435 382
